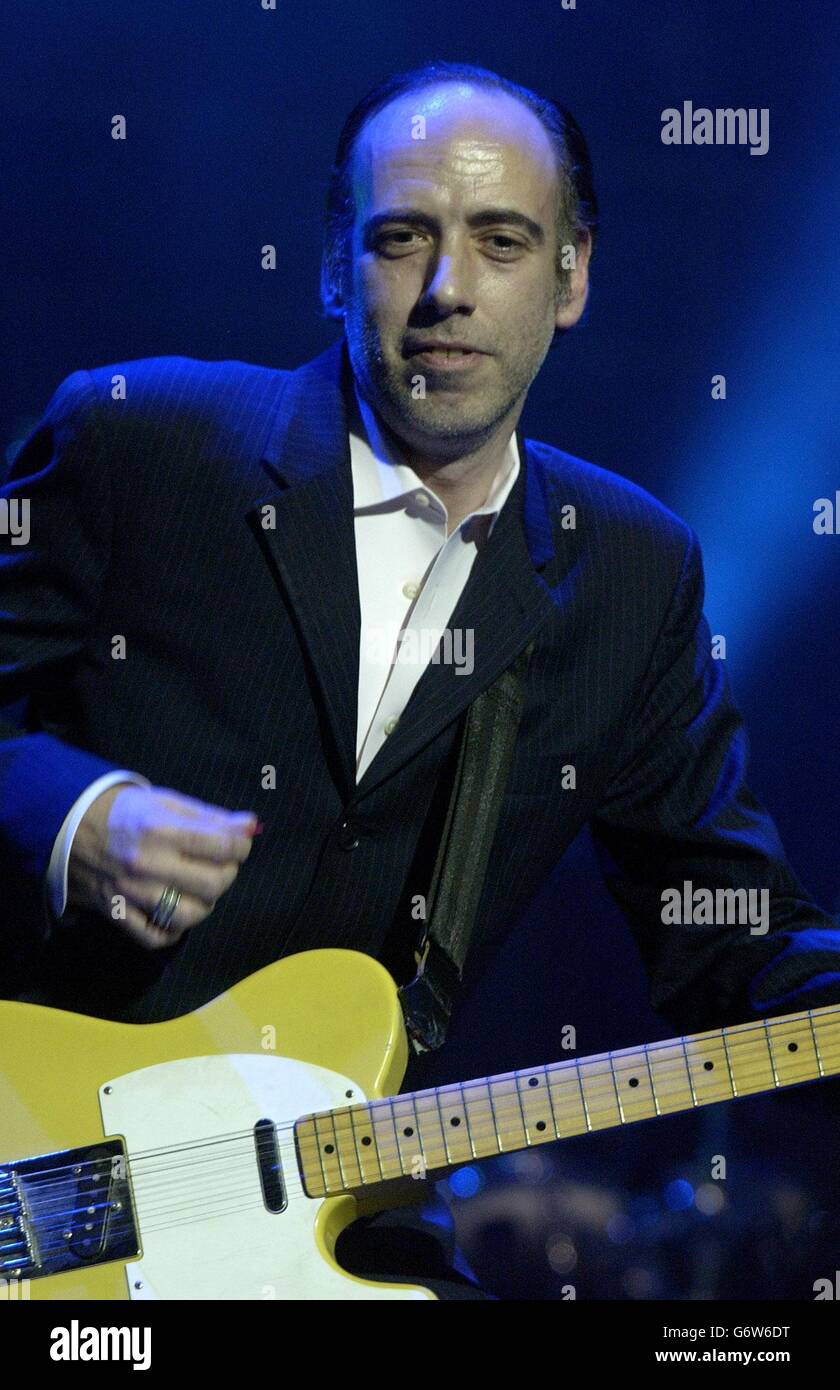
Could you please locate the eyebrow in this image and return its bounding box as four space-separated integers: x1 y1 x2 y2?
363 207 546 244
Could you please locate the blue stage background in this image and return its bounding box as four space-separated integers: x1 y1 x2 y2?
4 0 839 1299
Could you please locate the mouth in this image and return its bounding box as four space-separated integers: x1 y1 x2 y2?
406 346 488 371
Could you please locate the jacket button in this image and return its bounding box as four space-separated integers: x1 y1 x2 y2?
336 816 360 850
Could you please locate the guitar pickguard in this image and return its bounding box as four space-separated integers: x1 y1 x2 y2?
98 1054 431 1300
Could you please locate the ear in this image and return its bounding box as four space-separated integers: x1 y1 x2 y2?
554 229 592 332
319 260 346 320
322 294 345 321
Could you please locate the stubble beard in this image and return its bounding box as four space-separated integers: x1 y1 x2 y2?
346 307 549 461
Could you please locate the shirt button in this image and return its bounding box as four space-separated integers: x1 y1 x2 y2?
336 816 360 850
402 581 419 600
414 492 430 508
383 717 399 736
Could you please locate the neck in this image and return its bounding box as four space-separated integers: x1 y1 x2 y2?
411 456 501 535
294 1003 840 1197
349 381 521 532
393 424 519 534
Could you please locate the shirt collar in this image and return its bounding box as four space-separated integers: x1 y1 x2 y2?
348 378 520 534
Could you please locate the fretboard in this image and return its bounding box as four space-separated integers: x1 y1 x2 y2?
294 1003 840 1198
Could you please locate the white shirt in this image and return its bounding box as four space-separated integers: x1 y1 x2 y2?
45 384 520 920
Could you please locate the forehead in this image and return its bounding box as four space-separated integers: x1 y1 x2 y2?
350 83 559 213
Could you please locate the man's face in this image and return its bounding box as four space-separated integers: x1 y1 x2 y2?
337 82 590 460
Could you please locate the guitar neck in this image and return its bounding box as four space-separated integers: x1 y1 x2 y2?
294 1003 840 1198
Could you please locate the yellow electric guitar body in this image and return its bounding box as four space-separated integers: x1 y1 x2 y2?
0 949 436 1300
2 946 838 1300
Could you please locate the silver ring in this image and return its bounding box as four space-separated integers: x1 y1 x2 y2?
148 885 182 932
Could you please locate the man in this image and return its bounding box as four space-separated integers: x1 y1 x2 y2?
2 61 838 1300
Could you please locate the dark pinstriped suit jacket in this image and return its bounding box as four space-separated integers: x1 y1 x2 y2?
1 336 839 1038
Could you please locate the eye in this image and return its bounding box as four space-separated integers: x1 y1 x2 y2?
376 230 423 254
484 235 525 258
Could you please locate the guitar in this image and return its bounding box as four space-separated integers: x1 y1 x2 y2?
1 947 837 1300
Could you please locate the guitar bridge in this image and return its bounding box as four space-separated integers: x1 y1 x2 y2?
0 1139 138 1280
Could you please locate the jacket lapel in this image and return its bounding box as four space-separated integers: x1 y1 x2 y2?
246 336 575 803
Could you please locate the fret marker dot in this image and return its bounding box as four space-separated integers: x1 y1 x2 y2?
628 1077 639 1088
703 1061 714 1071
450 1116 461 1127
528 1077 539 1087
536 1121 546 1131
787 1043 798 1052
361 1136 372 1146
324 1144 334 1154
403 1127 414 1137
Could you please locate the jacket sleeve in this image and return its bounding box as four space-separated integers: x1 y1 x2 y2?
0 370 130 947
590 525 840 1034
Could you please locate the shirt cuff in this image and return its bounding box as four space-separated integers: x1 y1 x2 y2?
45 770 152 929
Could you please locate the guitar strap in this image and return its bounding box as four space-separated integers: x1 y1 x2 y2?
397 637 536 1054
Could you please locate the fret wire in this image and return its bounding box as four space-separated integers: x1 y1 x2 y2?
642 1044 660 1115
762 1019 780 1088
312 1113 330 1196
486 1075 503 1154
807 1010 824 1077
327 1104 348 1192
370 1101 385 1182
436 1090 456 1168
720 1028 737 1096
458 1082 477 1160
408 1089 426 1175
574 1059 592 1131
542 1062 561 1138
513 1068 532 1146
680 1036 699 1106
348 1102 364 1187
387 1095 405 1177
607 1051 626 1124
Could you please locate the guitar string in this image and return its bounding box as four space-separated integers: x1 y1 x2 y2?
129 1029 840 1200
10 1028 838 1224
21 1024 840 1257
11 1038 840 1256
17 1055 840 1262
10 1024 839 1219
7 1012 837 1192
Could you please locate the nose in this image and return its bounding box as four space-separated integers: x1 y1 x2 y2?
420 239 477 314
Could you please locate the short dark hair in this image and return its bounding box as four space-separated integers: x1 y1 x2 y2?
319 60 599 323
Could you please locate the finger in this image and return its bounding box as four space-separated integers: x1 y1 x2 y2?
157 790 258 825
119 902 188 951
121 879 213 932
121 848 240 907
162 822 257 865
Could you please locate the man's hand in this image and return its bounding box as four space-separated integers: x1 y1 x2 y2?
67 783 258 949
